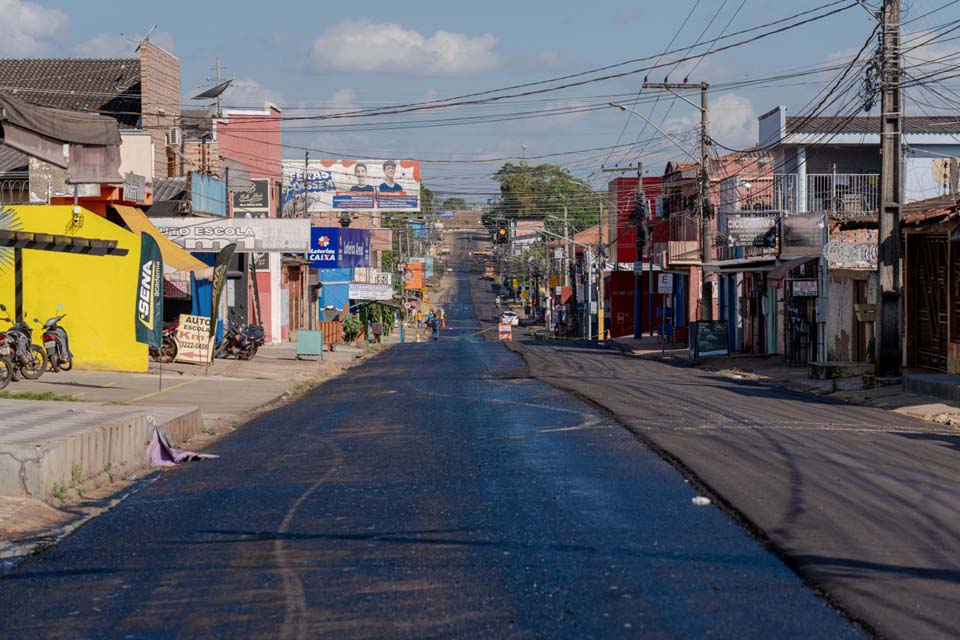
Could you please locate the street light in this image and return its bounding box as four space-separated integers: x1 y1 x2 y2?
608 103 700 164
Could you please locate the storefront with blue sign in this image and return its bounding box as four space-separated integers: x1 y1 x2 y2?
308 227 372 313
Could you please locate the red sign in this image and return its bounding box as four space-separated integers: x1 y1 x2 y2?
498 323 512 342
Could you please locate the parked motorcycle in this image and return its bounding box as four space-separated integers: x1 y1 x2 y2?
0 304 47 380
37 304 72 372
216 323 265 360
149 321 180 363
0 333 13 389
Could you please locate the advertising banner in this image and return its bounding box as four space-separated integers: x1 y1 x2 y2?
210 244 237 336
175 314 214 364
232 178 270 216
308 227 371 269
348 283 394 301
282 160 420 215
721 214 779 247
134 233 163 348
407 256 434 278
152 218 310 253
402 262 424 290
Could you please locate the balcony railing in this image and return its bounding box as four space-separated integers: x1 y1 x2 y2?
0 174 29 205
719 173 879 220
668 211 700 264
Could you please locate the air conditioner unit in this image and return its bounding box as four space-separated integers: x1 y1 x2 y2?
166 127 182 147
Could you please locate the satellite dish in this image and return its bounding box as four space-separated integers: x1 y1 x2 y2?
192 79 234 100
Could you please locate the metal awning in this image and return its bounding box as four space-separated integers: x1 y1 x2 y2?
113 205 211 275
768 256 819 282
0 230 127 255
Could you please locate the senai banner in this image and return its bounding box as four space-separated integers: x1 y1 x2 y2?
134 232 163 348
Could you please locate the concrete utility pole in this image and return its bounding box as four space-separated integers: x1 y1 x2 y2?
634 161 645 340
876 0 902 376
643 81 711 319
302 150 309 218
563 205 570 286
598 198 605 341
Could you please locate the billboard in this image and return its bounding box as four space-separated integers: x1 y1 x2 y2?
232 179 270 217
308 227 371 269
282 160 420 215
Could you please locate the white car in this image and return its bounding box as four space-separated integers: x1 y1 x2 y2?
500 311 519 326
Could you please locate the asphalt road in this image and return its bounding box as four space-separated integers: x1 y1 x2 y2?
498 290 960 639
0 254 860 638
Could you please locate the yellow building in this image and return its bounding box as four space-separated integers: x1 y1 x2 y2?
0 205 147 372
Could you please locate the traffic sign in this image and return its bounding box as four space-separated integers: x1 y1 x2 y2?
498 323 512 342
657 273 674 294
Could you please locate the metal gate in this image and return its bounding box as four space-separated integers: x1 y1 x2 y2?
909 235 948 371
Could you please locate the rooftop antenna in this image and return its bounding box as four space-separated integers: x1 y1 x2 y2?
120 24 158 53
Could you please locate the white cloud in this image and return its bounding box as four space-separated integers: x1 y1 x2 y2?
224 78 284 108
325 88 358 112
74 30 175 58
73 34 136 58
667 92 757 149
310 21 499 75
0 0 68 56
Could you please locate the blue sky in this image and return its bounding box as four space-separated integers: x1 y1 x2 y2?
3 0 955 198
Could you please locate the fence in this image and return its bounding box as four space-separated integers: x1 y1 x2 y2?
720 173 878 220
0 175 29 205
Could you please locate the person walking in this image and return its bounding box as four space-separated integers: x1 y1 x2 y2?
439 307 446 329
416 309 423 328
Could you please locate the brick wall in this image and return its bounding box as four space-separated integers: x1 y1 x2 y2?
139 43 181 179
182 141 221 175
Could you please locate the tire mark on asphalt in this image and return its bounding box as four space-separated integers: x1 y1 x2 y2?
275 440 344 640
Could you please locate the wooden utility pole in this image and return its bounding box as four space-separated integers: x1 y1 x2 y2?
876 0 902 376
643 81 711 319
302 150 309 218
598 198 606 341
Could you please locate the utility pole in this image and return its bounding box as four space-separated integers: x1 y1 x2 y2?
563 205 570 286
643 81 711 320
215 56 223 118
302 150 309 218
598 198 606 342
876 0 902 376
633 161 645 340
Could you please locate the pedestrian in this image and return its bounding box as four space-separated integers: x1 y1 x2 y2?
495 295 501 311
440 307 446 329
416 309 423 328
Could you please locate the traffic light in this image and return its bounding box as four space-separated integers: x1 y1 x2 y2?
495 225 508 244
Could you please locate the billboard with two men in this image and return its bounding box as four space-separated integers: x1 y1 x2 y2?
282 160 420 216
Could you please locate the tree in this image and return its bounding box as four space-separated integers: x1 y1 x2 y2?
489 163 600 236
420 184 436 218
441 197 467 210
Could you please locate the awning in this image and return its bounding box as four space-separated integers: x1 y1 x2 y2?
113 205 211 275
768 256 819 282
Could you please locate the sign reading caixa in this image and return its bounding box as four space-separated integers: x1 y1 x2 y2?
152 218 310 253
308 227 371 269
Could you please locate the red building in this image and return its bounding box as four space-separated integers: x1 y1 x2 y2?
606 176 664 264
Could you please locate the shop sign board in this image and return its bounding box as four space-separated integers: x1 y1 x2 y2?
689 321 729 359
308 227 371 269
791 280 818 297
722 214 779 247
824 229 878 270
657 273 674 294
124 173 147 203
153 217 310 253
232 178 270 215
782 212 824 257
175 314 214 364
349 283 394 301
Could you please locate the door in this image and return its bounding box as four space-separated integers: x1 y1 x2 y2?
909 235 948 371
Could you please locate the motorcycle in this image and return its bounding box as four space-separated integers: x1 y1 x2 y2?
216 323 264 360
149 321 180 363
37 304 72 372
0 304 47 380
0 330 12 390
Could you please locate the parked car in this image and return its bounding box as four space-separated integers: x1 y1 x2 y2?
500 311 519 326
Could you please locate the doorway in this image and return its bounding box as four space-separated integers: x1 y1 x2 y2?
908 235 948 371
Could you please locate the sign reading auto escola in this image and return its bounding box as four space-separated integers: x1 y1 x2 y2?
152 218 310 253
308 227 370 269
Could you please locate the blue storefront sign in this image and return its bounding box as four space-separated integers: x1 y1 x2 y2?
308 227 370 269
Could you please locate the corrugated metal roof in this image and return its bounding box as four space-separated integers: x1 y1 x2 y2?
786 115 960 135
0 58 141 127
152 176 187 202
0 146 27 174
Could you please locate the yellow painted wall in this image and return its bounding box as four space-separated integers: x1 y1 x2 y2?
0 206 147 372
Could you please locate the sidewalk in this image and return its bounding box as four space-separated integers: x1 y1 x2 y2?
612 334 960 430
0 340 390 563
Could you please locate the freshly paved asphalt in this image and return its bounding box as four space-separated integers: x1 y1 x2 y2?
0 257 860 637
